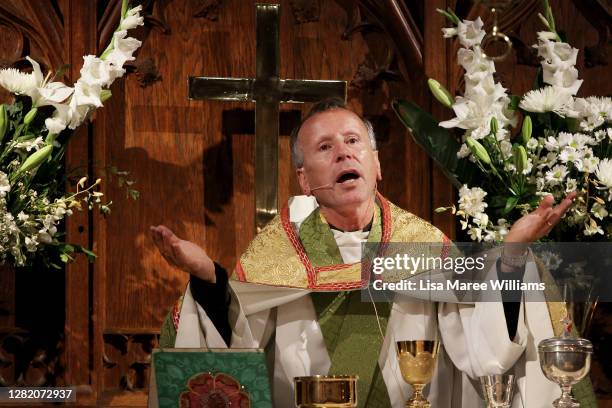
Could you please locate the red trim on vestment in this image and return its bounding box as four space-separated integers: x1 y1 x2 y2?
441 235 451 259
235 261 247 282
281 203 317 287
280 192 393 290
172 296 182 331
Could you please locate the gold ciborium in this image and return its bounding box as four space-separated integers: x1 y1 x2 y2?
294 375 358 408
396 340 440 408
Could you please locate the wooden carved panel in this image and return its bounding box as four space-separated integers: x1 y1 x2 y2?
0 0 64 70
103 332 157 392
0 329 63 387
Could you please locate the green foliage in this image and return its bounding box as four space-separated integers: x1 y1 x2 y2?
392 99 478 189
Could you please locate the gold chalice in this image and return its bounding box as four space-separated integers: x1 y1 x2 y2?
396 340 440 408
294 375 358 408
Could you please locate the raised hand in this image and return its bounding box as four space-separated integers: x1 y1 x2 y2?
505 192 576 244
150 225 217 283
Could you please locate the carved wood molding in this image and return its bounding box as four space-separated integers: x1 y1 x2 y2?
125 57 162 87
0 329 63 387
356 0 424 82
571 0 610 68
194 0 225 21
334 0 423 91
0 0 64 70
103 333 157 391
289 0 321 24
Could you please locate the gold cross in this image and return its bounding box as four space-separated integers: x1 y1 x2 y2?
189 3 347 232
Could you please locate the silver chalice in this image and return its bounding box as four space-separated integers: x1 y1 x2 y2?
538 337 593 408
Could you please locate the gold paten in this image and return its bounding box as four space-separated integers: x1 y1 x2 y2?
294 375 358 408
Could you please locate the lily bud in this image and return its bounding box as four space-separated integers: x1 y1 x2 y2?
427 78 454 108
466 137 491 164
100 89 112 103
514 145 528 174
490 117 498 136
521 116 532 145
18 144 53 174
23 107 38 126
0 104 7 143
45 132 56 145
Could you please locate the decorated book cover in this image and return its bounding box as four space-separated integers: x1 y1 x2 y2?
150 348 272 408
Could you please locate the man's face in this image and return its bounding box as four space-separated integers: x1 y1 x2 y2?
296 108 382 209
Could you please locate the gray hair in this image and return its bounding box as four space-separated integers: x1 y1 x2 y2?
290 98 377 169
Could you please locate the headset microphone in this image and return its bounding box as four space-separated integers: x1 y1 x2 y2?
310 183 334 192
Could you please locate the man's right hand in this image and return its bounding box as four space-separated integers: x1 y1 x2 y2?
150 225 217 283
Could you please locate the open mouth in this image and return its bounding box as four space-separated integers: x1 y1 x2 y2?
336 170 361 184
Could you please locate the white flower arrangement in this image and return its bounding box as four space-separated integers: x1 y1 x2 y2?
0 0 142 267
396 2 611 242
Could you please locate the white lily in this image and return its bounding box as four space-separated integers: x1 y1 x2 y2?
442 27 458 38
457 17 486 48
0 56 73 105
79 55 113 88
105 30 142 68
537 31 558 42
68 99 92 130
24 57 74 107
120 5 144 31
542 65 582 95
535 33 582 96
45 103 73 134
72 80 103 108
537 39 579 70
457 47 495 76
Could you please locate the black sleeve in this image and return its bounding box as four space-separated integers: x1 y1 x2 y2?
190 262 232 346
496 258 526 340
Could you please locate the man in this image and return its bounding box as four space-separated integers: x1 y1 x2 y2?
151 99 576 407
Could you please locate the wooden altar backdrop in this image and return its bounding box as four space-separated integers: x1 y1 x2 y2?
0 0 610 406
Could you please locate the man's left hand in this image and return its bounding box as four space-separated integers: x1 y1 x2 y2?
503 191 577 256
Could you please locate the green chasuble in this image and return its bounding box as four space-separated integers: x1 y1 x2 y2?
300 206 392 408
161 193 597 407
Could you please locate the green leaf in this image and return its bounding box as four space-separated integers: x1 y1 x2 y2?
436 8 456 23
51 64 71 82
508 95 521 111
490 195 508 209
566 117 580 133
72 245 98 262
392 99 476 189
447 8 461 24
503 196 519 215
527 195 541 208
533 66 544 90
